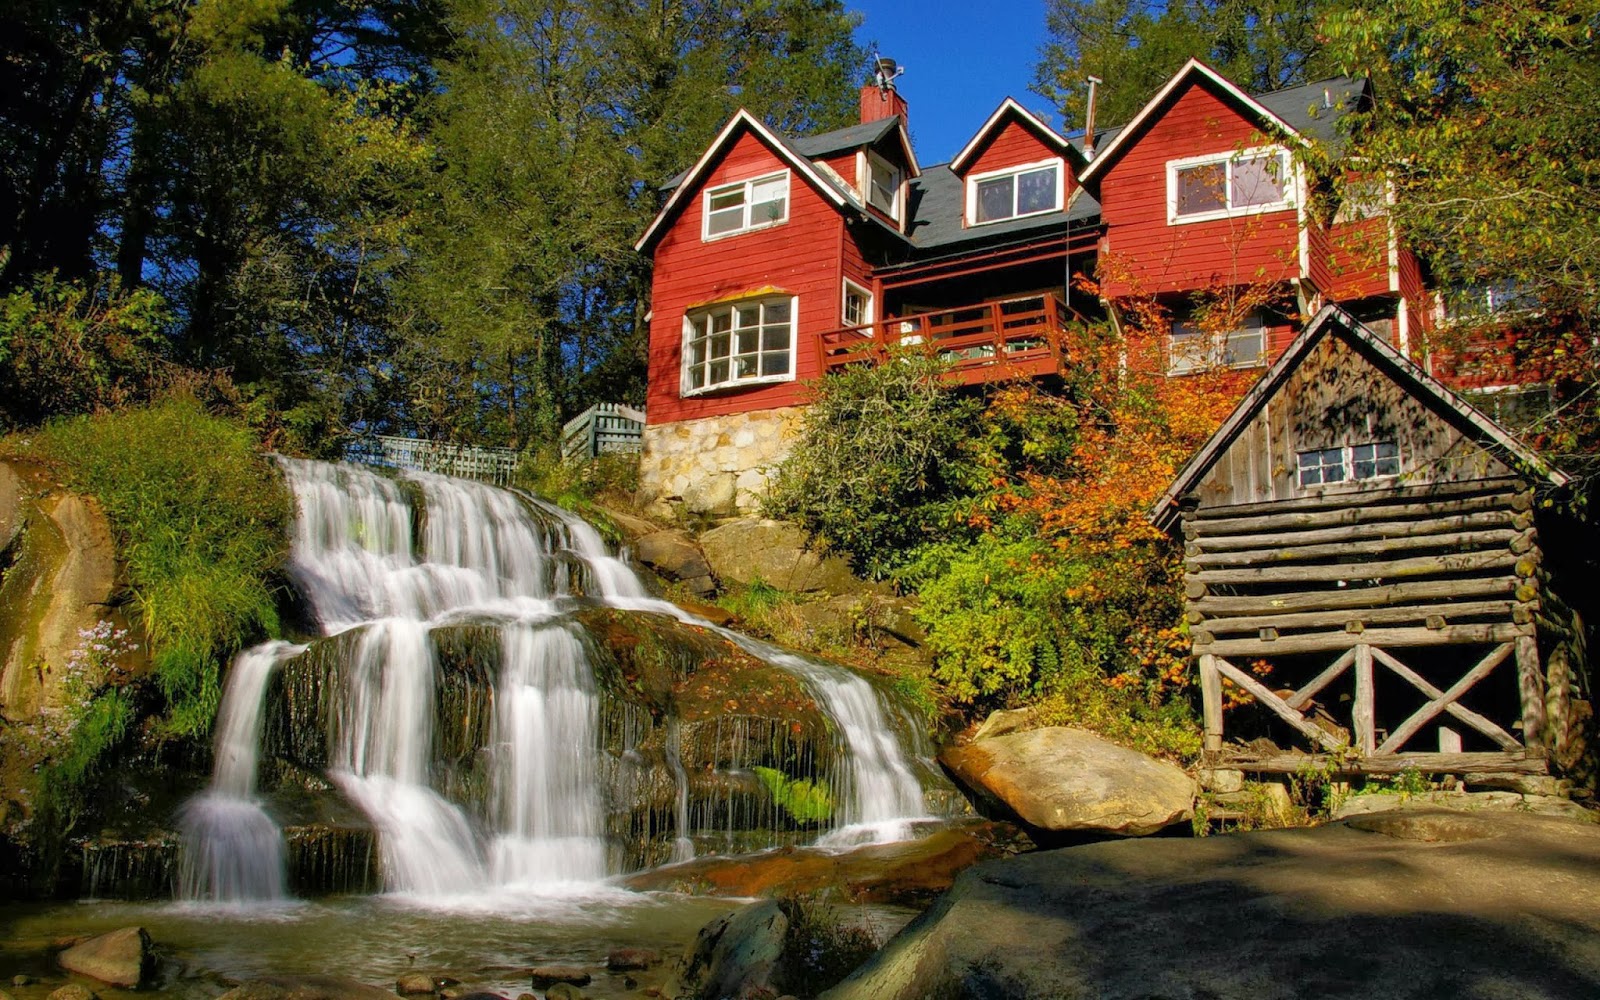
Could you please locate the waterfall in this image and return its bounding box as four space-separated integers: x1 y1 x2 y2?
177 641 302 902
182 458 934 902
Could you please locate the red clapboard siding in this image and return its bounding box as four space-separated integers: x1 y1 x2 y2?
1097 80 1300 298
819 151 860 193
1325 216 1393 301
963 119 1069 180
647 131 846 425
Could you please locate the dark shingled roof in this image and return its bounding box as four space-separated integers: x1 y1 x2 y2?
902 164 1099 251
791 116 903 158
1253 76 1368 148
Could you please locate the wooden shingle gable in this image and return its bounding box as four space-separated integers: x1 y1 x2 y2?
1151 305 1569 532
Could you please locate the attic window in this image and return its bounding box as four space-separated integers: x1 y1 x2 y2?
1167 146 1294 224
1296 441 1399 489
967 159 1062 225
866 152 901 220
703 172 789 240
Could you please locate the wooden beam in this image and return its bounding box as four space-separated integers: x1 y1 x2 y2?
1199 653 1223 753
1197 600 1527 636
1375 643 1519 752
1353 644 1376 754
1214 750 1548 776
1184 477 1525 520
1195 623 1532 657
1185 510 1528 554
1283 648 1356 710
1192 549 1520 586
1186 529 1527 569
1212 656 1347 752
1188 492 1526 537
1188 577 1519 618
1517 634 1546 752
1546 643 1572 758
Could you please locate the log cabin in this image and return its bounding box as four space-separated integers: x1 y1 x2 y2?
1150 305 1586 778
633 57 1542 517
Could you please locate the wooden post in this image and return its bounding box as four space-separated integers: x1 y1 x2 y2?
1199 654 1223 752
1547 643 1572 758
989 301 1005 360
1516 634 1546 750
1353 643 1376 755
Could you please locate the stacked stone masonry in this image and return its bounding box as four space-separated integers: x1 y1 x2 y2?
638 407 802 517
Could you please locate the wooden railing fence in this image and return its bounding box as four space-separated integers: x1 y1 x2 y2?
561 404 646 460
349 435 522 486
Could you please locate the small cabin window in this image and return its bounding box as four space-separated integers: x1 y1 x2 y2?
1297 441 1399 488
966 159 1062 225
842 281 873 327
703 172 789 240
866 152 900 220
1167 146 1294 224
683 296 795 394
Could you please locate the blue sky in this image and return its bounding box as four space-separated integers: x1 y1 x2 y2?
848 0 1068 165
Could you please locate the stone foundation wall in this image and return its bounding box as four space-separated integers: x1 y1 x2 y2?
638 407 803 517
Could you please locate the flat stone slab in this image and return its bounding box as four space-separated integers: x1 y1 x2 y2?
822 809 1600 1000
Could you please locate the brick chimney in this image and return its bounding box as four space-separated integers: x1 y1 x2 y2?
860 55 908 125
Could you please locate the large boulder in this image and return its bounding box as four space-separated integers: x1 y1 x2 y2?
56 926 152 989
675 901 789 1000
822 810 1600 1000
939 727 1195 837
697 519 874 595
631 529 715 596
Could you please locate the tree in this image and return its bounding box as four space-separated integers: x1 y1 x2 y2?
1323 0 1600 460
1033 0 1337 130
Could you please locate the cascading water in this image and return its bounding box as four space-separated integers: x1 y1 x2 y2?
182 457 936 902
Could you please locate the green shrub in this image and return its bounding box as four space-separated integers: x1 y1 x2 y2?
776 892 882 996
764 350 984 579
9 397 291 739
753 766 834 824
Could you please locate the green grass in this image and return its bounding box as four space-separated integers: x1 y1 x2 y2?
7 396 291 740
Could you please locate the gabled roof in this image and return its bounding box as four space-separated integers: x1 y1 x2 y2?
793 115 920 176
1080 59 1361 184
950 97 1084 175
1149 305 1570 531
636 109 864 253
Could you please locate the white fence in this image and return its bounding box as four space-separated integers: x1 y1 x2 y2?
350 435 522 486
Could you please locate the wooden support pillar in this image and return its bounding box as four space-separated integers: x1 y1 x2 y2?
1199 653 1223 752
1516 634 1546 751
1353 643 1376 755
1546 643 1572 758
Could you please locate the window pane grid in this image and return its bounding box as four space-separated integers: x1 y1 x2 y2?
1174 150 1291 218
685 299 793 393
972 164 1059 224
704 173 788 238
1298 442 1399 488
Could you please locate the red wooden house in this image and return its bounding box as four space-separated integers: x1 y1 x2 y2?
632 58 1517 517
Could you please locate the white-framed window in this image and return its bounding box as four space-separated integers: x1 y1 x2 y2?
865 152 901 220
1168 315 1266 374
702 172 789 240
682 296 796 394
966 158 1063 225
1167 146 1295 224
842 280 874 327
1441 279 1537 321
1296 441 1399 489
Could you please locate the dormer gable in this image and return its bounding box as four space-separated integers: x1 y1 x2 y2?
950 98 1083 228
789 115 919 232
636 109 866 254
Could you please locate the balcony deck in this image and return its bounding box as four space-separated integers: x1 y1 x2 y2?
816 294 1071 386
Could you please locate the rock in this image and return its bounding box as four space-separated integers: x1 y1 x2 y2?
1331 789 1596 822
677 901 788 1000
621 822 1019 906
789 595 925 655
670 598 735 626
594 506 664 541
527 969 589 990
0 461 21 558
217 985 291 1000
633 530 715 596
395 972 441 995
940 727 1195 837
543 985 585 1000
821 810 1600 1000
1198 767 1246 794
971 708 1035 741
56 926 152 989
605 949 659 972
252 975 401 1000
697 519 875 595
444 993 505 1000
48 986 96 1000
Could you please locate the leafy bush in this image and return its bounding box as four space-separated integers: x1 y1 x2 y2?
776 892 882 996
0 274 172 430
765 350 984 579
8 397 291 739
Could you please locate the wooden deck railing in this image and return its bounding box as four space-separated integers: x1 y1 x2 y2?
817 294 1070 384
